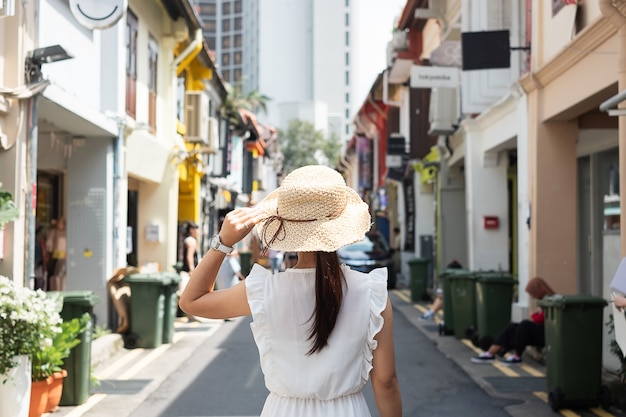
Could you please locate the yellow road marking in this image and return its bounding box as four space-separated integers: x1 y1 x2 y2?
534 392 584 417
520 364 544 377
394 289 411 303
461 338 483 354
94 348 144 379
62 394 107 417
590 407 615 417
493 361 520 377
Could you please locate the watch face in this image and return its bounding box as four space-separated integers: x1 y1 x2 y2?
210 235 219 249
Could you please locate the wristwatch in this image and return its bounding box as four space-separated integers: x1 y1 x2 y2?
209 234 234 254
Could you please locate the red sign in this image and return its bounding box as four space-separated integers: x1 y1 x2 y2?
483 216 499 229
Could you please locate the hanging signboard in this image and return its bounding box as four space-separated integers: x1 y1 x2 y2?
410 65 460 89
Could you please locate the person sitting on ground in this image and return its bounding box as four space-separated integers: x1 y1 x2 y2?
471 276 555 366
420 259 463 321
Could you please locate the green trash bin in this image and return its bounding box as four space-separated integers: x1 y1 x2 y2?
537 295 609 411
239 251 252 276
448 272 477 340
48 291 100 406
123 273 170 349
161 272 182 344
408 258 429 302
474 272 515 341
438 269 472 336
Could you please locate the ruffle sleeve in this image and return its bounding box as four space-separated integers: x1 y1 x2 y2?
362 267 388 380
245 264 272 364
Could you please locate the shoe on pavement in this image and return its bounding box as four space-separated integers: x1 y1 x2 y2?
501 355 522 366
420 311 434 321
471 352 495 364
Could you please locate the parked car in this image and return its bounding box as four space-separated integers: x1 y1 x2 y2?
338 232 396 289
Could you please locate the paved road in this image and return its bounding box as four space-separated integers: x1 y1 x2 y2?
50 291 626 417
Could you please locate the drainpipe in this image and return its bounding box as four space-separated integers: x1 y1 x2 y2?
599 0 626 256
174 29 203 76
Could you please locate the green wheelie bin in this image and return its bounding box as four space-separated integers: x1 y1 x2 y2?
408 258 429 302
537 295 610 411
474 272 515 341
161 272 182 344
448 271 477 340
49 290 100 406
123 273 171 349
437 269 471 336
239 251 253 276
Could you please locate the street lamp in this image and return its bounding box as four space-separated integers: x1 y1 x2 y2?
24 44 73 285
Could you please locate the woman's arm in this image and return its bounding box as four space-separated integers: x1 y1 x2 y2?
371 297 402 417
179 207 265 319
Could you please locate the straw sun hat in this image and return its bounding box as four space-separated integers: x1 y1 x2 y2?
256 165 371 252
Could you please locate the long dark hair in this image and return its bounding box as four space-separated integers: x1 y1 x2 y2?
307 251 345 355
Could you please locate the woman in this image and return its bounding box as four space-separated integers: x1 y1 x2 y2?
471 276 555 365
180 165 402 417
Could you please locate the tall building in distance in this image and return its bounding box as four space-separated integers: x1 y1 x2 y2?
193 0 358 142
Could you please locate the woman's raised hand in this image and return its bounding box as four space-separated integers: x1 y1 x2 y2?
219 207 266 247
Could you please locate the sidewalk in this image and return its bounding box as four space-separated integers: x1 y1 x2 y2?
389 286 626 417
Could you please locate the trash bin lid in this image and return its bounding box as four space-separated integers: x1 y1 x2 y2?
408 258 429 265
446 270 476 281
537 294 608 309
440 269 473 277
48 290 101 306
475 272 515 284
123 272 180 285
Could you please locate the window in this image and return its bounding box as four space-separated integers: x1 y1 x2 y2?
234 34 242 47
345 52 349 66
234 51 242 64
204 19 216 32
345 13 349 26
345 109 350 119
346 125 350 135
207 36 216 50
345 93 349 103
222 1 231 14
234 0 242 13
199 3 216 16
345 0 349 6
345 71 349 85
234 17 242 30
222 36 231 49
222 18 231 32
125 9 138 118
345 31 349 46
148 35 158 133
223 69 231 82
234 68 242 82
222 53 230 66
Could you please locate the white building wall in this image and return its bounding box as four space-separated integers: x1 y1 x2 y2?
463 120 509 272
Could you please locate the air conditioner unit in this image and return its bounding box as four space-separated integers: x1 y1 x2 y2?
0 0 16 17
428 88 458 136
207 117 219 152
184 91 210 144
414 0 444 19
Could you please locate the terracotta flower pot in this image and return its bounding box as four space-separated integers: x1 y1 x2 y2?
29 377 51 417
45 370 68 413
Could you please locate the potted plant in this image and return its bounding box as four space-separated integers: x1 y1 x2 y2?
31 313 89 414
0 276 61 417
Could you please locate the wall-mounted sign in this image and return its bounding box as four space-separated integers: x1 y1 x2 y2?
70 0 127 30
410 65 460 89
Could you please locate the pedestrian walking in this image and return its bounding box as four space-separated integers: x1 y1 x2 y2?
180 165 402 417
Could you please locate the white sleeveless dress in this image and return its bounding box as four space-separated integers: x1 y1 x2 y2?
245 264 388 417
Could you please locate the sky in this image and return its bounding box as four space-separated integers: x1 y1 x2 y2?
355 0 407 105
